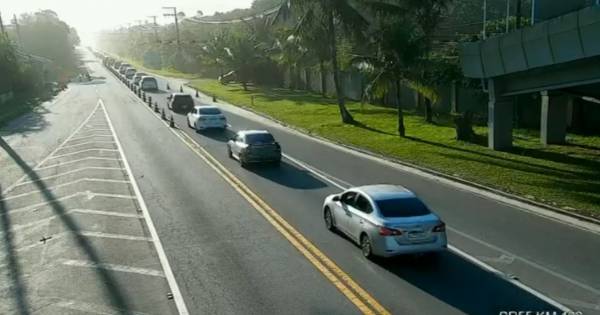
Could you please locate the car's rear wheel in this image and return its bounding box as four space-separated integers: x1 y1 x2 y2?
324 207 335 232
360 234 373 259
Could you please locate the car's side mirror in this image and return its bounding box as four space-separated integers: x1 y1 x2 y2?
332 195 340 202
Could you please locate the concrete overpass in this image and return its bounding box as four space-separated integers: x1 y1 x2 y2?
460 5 600 150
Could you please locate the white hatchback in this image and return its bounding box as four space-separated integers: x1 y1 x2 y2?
187 105 227 130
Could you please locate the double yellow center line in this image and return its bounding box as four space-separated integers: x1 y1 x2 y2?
173 129 391 315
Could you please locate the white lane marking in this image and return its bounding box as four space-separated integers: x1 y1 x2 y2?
47 148 119 160
554 297 600 312
16 167 125 185
36 157 122 170
2 193 83 216
57 141 116 150
62 260 165 277
68 134 113 142
10 209 144 232
1 178 130 201
79 231 153 242
449 226 600 296
449 245 571 312
282 153 350 190
278 151 573 311
54 300 150 315
3 191 136 216
88 192 136 200
73 208 145 219
1 102 102 195
100 98 190 315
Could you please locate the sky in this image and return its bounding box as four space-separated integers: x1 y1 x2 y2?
1 0 255 46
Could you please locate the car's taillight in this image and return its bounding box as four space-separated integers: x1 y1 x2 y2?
433 222 446 232
379 226 402 236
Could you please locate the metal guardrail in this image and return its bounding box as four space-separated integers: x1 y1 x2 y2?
461 5 600 79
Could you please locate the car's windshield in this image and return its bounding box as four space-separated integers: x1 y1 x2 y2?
245 133 274 144
199 108 221 115
375 198 431 217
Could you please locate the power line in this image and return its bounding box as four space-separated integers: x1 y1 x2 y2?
183 6 280 25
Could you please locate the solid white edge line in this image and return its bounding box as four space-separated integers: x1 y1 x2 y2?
99 99 189 315
2 102 102 195
448 245 571 312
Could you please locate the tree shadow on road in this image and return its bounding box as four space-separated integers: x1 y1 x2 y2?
0 137 133 314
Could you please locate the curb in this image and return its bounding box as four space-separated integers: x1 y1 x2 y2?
182 83 600 226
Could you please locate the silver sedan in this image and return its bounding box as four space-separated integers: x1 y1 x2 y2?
323 184 447 258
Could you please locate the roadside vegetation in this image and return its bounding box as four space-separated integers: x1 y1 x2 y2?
0 10 80 127
98 0 600 217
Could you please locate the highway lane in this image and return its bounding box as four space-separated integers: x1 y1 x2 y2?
96 63 581 313
93 61 365 314
135 70 600 313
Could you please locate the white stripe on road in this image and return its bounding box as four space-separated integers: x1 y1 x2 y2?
57 141 116 150
62 259 165 277
16 167 125 185
68 134 114 142
1 178 130 201
100 98 190 315
47 148 118 160
10 209 144 232
36 157 122 170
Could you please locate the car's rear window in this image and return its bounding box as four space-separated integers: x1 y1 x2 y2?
375 198 431 217
199 108 221 115
245 133 275 144
173 95 194 106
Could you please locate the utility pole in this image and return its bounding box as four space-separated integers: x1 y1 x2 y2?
162 6 180 48
0 11 5 35
482 0 487 39
516 0 522 29
148 15 159 42
12 14 21 46
505 0 511 33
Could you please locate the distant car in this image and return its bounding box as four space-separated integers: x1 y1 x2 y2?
132 72 147 85
227 130 281 167
139 76 158 91
187 105 227 131
113 61 122 69
167 93 194 113
125 68 137 79
323 185 447 259
118 63 131 74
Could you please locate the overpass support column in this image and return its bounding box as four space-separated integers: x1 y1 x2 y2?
540 91 569 145
488 79 513 150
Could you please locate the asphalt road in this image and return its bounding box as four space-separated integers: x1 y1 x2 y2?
94 53 599 315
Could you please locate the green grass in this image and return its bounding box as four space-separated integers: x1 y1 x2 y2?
188 79 600 218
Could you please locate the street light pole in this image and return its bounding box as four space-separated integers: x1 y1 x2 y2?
148 15 158 42
162 6 180 48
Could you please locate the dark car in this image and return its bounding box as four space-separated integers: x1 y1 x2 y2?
167 93 195 113
227 130 281 167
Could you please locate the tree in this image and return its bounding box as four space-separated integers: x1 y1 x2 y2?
356 18 424 137
277 0 372 124
221 30 265 90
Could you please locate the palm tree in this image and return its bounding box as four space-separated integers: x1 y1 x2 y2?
276 0 372 124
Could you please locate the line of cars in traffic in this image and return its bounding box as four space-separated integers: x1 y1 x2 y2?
98 52 448 260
